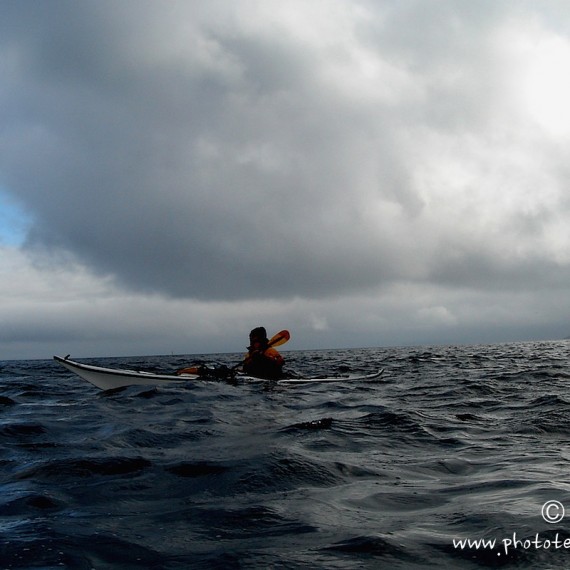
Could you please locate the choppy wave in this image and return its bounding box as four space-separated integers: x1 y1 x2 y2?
2 340 570 568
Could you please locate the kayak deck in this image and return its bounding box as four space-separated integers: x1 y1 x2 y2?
54 355 385 391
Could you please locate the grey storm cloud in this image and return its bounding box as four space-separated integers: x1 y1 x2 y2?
1 0 570 307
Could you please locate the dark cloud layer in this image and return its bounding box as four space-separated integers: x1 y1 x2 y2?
3 1 406 299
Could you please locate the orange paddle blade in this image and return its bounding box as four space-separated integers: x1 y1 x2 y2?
268 330 290 347
175 366 200 375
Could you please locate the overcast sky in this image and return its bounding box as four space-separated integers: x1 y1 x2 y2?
1 0 570 360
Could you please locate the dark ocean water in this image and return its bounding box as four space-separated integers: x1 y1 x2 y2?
1 340 570 569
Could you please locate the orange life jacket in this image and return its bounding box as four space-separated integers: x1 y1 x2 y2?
243 346 284 379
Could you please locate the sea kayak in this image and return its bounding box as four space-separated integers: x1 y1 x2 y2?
54 355 385 391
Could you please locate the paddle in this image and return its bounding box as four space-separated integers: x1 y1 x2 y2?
266 329 291 348
176 330 290 376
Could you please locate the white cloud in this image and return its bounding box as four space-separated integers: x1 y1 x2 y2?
417 306 458 327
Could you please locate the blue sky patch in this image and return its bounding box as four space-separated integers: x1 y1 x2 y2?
0 191 31 246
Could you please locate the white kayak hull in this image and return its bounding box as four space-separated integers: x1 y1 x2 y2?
54 355 384 391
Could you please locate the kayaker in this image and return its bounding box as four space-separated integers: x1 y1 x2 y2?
242 326 285 379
